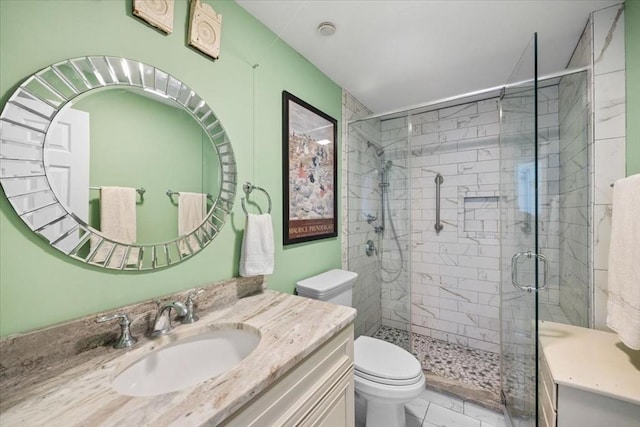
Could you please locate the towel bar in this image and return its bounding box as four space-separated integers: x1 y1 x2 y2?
90 186 145 202
241 181 272 214
166 190 214 202
90 186 145 196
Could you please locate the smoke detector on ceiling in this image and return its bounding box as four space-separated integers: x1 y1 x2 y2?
317 22 336 37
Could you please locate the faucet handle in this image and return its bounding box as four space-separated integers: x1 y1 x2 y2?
181 288 204 324
96 312 138 349
186 288 204 304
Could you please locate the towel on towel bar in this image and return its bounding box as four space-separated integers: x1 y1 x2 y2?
178 192 207 255
239 213 274 277
606 174 640 350
91 186 138 267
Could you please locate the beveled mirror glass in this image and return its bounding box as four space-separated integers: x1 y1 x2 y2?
0 56 237 270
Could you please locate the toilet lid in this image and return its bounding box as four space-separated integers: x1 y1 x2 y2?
354 336 422 382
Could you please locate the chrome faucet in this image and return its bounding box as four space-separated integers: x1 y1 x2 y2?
151 301 188 337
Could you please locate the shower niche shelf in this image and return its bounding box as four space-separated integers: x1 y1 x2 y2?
459 190 500 238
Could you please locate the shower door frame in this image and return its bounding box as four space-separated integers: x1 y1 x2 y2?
499 33 541 427
347 54 589 427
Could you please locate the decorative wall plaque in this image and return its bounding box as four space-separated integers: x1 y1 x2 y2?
188 0 222 60
133 0 175 34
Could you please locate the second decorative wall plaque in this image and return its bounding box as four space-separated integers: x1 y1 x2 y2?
188 0 223 60
133 0 175 34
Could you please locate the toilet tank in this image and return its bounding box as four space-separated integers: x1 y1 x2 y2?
295 269 358 307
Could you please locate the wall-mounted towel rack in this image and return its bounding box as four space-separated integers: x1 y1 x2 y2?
90 186 145 202
241 181 272 214
166 190 214 202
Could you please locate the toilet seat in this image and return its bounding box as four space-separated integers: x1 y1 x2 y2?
354 336 423 386
355 368 424 386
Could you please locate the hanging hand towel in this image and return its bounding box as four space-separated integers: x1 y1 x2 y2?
92 186 138 267
606 174 640 350
240 213 275 277
178 192 207 255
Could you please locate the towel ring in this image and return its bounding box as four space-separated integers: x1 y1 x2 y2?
241 181 272 214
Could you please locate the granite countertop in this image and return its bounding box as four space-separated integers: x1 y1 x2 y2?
539 321 640 405
0 290 356 426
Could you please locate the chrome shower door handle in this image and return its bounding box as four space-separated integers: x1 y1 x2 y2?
536 252 549 291
511 251 548 293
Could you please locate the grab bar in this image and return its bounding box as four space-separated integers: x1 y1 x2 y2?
241 181 272 214
434 173 443 233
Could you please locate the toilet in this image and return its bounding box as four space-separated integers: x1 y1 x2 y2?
296 269 425 427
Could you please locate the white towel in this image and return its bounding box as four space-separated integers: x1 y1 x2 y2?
240 213 274 277
606 174 640 350
91 186 138 266
178 192 207 255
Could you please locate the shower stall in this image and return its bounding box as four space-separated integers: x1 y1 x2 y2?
345 35 590 426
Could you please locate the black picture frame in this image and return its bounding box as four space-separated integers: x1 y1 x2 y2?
282 91 338 245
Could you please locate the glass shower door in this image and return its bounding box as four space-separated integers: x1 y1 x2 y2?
499 34 540 426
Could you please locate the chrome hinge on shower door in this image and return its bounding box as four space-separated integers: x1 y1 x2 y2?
511 251 548 292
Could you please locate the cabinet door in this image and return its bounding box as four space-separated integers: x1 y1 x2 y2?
557 385 640 427
221 324 354 427
302 369 354 427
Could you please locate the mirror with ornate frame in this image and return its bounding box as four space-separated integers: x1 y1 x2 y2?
0 56 237 271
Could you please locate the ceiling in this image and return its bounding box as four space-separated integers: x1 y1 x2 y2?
236 0 620 115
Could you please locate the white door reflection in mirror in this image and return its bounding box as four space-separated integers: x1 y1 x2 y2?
11 102 90 253
45 108 90 253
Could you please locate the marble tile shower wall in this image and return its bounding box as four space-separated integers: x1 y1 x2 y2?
342 90 383 338
562 3 626 329
558 72 590 327
537 86 562 308
409 99 502 353
409 93 561 353
590 4 626 330
379 116 411 331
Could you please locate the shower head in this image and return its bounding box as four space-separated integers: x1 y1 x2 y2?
367 141 385 157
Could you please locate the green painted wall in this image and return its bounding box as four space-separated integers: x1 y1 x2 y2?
0 0 342 336
627 0 640 175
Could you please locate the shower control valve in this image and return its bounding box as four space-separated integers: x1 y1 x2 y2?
365 240 378 257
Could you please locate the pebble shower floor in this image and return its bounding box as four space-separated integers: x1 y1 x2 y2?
372 326 501 396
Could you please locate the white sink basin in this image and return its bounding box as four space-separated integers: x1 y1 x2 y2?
112 325 261 396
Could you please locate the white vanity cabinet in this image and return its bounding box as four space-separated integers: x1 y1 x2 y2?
538 322 640 427
222 324 355 427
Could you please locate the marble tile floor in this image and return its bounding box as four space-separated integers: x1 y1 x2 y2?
355 387 506 427
405 388 506 427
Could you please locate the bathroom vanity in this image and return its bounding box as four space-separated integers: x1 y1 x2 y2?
538 321 640 427
222 323 354 426
0 278 356 426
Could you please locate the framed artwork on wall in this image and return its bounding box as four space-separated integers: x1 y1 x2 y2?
282 91 338 245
